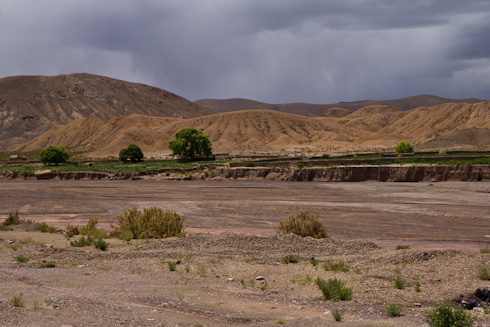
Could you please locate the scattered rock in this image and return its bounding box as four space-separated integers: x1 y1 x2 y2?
475 287 490 302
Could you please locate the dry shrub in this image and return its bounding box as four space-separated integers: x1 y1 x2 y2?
80 218 107 238
278 210 327 239
111 207 186 239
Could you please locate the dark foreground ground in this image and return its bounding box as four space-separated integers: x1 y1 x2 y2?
1 180 489 250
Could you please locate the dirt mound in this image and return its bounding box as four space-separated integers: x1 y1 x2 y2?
0 73 214 150
322 107 351 118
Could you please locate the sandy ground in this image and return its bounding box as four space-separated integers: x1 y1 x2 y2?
1 180 489 250
1 180 490 326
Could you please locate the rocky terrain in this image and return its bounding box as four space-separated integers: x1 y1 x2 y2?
0 74 214 149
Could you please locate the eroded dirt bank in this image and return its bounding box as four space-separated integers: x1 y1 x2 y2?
1 164 489 182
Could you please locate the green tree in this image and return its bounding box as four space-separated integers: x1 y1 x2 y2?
40 145 69 165
395 141 414 154
119 144 144 162
169 127 212 160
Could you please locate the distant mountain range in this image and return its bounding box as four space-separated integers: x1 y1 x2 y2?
1 73 489 157
195 95 484 117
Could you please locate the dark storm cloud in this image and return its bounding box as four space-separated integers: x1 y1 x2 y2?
0 0 489 103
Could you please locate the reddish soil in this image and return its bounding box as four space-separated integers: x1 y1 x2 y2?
1 180 489 251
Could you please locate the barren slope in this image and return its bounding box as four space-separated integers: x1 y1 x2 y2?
0 74 214 149
195 95 484 117
15 102 490 157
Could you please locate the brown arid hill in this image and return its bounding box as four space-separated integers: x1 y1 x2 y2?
16 101 490 157
0 73 214 150
195 95 484 117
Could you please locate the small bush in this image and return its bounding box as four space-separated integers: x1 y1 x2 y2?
80 218 108 239
11 293 24 307
36 222 57 233
278 210 327 239
395 245 410 250
0 223 7 230
395 141 414 154
394 277 405 289
4 211 21 226
118 230 134 241
480 247 490 254
438 150 447 156
245 159 255 167
112 207 186 239
198 264 208 277
70 236 92 247
414 279 421 292
296 162 305 169
315 277 353 301
425 303 476 327
386 304 403 317
167 261 177 271
321 154 330 159
332 308 344 321
64 224 79 238
38 261 56 268
14 254 29 263
93 237 108 251
323 260 349 272
281 254 299 264
478 266 490 280
310 258 319 266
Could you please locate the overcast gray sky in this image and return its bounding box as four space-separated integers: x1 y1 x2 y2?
0 0 489 103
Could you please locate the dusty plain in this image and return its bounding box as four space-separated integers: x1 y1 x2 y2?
1 180 490 326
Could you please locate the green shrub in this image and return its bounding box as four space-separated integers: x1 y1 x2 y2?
64 224 79 238
93 237 108 251
14 254 29 263
331 308 343 321
438 150 447 156
245 159 255 167
478 266 490 280
38 261 56 268
167 261 177 271
70 236 92 247
36 222 57 233
395 245 410 250
480 247 490 254
11 293 24 307
414 279 421 292
281 254 299 264
394 277 405 289
322 260 349 272
112 207 186 239
296 162 305 169
80 218 108 238
395 141 414 154
315 277 352 301
278 210 327 239
0 223 7 230
321 154 330 159
425 304 475 327
386 304 403 317
118 230 134 241
310 258 319 266
4 211 20 226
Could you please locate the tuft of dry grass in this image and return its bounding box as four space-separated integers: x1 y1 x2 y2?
278 210 327 239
